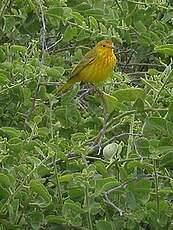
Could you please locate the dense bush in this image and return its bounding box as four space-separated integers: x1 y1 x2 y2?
0 0 173 229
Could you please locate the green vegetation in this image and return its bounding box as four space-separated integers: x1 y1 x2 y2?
0 0 173 229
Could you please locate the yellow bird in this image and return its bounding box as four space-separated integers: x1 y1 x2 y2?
57 39 117 93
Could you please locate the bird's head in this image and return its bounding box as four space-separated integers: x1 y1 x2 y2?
95 39 115 54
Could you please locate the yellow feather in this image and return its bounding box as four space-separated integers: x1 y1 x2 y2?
56 39 117 94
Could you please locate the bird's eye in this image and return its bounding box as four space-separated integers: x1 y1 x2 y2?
102 45 106 47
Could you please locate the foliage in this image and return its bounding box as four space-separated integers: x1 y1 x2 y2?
0 0 173 229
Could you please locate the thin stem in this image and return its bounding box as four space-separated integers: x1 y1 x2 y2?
84 184 93 230
126 114 135 160
54 153 63 213
153 159 160 221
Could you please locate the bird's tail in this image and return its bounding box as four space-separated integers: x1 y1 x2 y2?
54 77 77 94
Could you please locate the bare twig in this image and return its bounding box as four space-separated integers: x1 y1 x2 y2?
46 34 63 51
104 194 124 216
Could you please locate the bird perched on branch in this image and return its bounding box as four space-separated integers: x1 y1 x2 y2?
56 39 117 94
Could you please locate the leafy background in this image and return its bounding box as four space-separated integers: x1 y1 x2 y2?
0 0 173 229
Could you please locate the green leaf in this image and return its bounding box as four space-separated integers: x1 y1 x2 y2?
66 104 81 126
3 16 15 33
155 44 173 56
103 93 119 113
89 16 98 29
0 173 11 188
135 137 150 156
134 20 147 33
46 215 66 224
10 45 27 54
0 48 5 62
94 161 108 177
0 127 21 138
165 102 173 122
133 98 144 112
63 199 85 214
46 66 65 78
96 220 113 230
33 115 42 125
63 26 77 42
30 179 52 206
143 117 167 137
95 177 119 196
128 179 151 204
160 151 173 168
0 73 9 85
46 7 64 17
112 88 145 102
28 211 44 229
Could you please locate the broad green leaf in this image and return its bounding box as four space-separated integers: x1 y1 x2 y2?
95 177 119 196
134 21 147 33
63 26 77 42
103 93 119 113
96 220 113 230
65 104 81 126
59 174 73 183
46 7 64 17
155 44 173 56
30 179 52 206
0 127 21 138
3 16 15 33
33 115 42 125
0 185 10 200
9 199 19 223
0 48 5 62
71 11 85 25
135 137 150 156
165 102 173 122
89 16 98 29
10 45 27 54
63 199 85 214
46 66 65 78
143 117 167 137
46 215 66 224
94 161 108 177
68 187 84 200
160 151 173 168
112 88 145 102
28 211 44 230
128 179 151 204
0 73 9 85
133 98 144 112
148 68 159 76
0 173 11 188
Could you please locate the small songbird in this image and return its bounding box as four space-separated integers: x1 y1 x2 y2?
56 39 117 93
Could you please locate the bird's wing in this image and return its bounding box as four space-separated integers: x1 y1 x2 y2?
69 49 97 79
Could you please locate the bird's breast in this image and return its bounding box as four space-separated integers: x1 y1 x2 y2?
78 51 116 83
